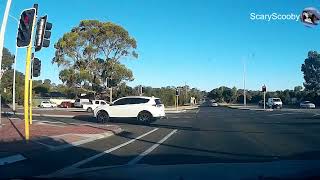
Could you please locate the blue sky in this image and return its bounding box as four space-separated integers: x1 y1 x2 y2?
1 0 320 91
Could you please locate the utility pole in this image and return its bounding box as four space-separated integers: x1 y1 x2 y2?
0 0 12 127
243 60 246 106
185 82 187 105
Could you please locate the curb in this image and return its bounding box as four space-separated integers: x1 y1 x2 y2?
227 106 274 112
13 112 75 118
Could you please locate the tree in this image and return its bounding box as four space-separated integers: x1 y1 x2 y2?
0 48 25 104
301 51 320 95
2 47 14 72
52 20 138 95
294 86 303 92
44 79 51 85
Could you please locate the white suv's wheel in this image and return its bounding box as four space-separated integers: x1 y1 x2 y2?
87 107 93 112
137 111 152 124
97 111 110 123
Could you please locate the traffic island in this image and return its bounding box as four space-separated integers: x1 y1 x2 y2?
0 117 122 165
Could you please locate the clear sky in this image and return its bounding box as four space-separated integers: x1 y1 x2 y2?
1 0 320 91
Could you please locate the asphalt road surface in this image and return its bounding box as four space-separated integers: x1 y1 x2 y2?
2 107 320 179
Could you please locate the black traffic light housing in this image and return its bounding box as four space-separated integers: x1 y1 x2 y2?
34 15 52 51
32 58 41 77
176 89 179 96
107 78 117 88
17 8 36 47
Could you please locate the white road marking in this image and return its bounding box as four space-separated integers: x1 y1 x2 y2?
0 154 26 165
48 128 159 177
127 129 178 165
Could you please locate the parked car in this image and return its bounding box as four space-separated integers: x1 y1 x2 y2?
300 101 316 109
59 101 72 108
40 101 57 108
266 98 283 109
74 98 91 108
83 100 107 112
94 96 165 124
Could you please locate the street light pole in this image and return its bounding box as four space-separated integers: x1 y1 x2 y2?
0 0 12 127
9 14 19 113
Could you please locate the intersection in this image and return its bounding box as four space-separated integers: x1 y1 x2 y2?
1 106 320 179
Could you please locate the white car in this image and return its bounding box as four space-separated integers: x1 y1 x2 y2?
40 101 57 108
83 100 107 112
94 96 165 124
300 101 316 109
210 100 218 107
267 98 283 109
74 98 91 108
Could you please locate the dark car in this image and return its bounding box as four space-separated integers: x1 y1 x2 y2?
59 101 72 108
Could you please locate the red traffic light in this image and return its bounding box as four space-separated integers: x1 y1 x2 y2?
23 16 29 24
17 8 36 47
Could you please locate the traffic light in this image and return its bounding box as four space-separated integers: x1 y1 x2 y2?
107 78 117 88
34 15 52 51
17 8 36 47
32 58 41 77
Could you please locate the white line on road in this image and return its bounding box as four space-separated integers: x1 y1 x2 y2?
0 154 26 166
127 129 178 165
268 112 299 116
48 128 159 177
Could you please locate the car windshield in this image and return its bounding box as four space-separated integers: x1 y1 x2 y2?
3 1 320 179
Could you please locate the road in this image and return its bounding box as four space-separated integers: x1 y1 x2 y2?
2 107 320 179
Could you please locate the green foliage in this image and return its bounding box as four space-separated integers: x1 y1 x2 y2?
302 51 320 95
52 20 138 94
2 47 14 71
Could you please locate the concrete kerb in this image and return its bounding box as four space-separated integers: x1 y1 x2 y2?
227 106 274 112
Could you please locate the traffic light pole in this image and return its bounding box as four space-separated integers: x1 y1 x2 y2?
263 91 266 110
23 14 36 141
29 61 33 125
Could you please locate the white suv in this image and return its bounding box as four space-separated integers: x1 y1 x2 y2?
267 98 283 109
93 96 165 124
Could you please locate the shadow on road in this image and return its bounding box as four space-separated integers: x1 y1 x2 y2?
2 132 320 179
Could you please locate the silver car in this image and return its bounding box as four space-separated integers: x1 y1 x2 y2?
300 101 316 109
